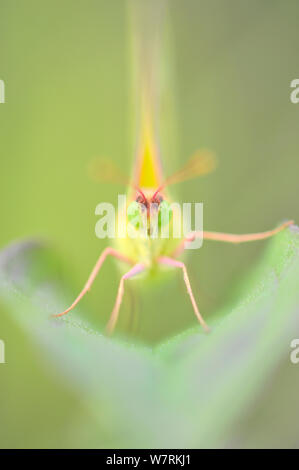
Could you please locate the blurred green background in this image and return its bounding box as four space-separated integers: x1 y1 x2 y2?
0 0 299 448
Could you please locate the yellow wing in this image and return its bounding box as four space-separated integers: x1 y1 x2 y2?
87 157 130 186
163 149 217 187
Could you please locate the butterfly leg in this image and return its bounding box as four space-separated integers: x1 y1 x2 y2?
106 263 146 335
54 247 133 318
172 220 294 256
158 256 209 332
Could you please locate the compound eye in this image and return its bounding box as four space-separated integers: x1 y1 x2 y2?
127 201 143 229
152 194 163 204
158 200 173 228
136 195 144 204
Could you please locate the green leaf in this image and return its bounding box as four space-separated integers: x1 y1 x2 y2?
0 225 299 448
0 241 163 448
